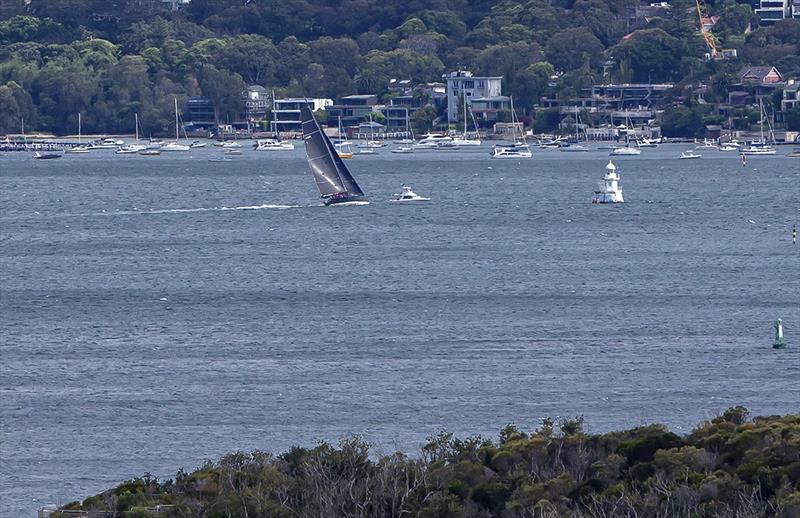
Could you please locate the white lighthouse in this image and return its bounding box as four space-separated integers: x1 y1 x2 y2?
592 160 624 204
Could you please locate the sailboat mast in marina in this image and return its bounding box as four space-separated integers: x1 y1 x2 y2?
301 103 368 206
161 98 190 151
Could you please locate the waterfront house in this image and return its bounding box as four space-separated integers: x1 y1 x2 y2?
781 79 800 112
444 70 503 123
325 95 381 129
470 96 511 123
242 85 270 125
270 98 332 133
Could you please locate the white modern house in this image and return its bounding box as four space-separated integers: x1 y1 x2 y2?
270 98 333 133
444 70 502 122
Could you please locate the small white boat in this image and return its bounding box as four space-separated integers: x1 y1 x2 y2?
559 144 590 152
718 144 739 152
161 142 190 152
637 138 659 148
224 149 242 155
357 140 386 149
65 145 91 154
451 136 481 146
116 144 147 154
609 146 641 156
221 141 242 148
490 143 532 158
592 160 624 204
680 150 702 159
190 140 207 148
254 139 294 151
139 149 161 156
358 148 378 155
786 149 800 158
391 185 430 202
391 146 414 154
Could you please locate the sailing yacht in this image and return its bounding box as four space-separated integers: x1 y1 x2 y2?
116 113 147 154
162 98 190 151
65 113 90 153
741 100 776 155
452 99 481 146
301 103 368 206
490 96 531 158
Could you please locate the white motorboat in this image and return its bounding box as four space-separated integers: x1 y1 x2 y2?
391 146 414 154
115 144 146 154
190 140 207 148
637 138 659 148
221 141 242 148
592 160 624 204
162 141 190 151
254 139 294 151
680 150 702 159
65 145 91 154
490 143 532 158
719 144 739 152
358 148 378 155
391 185 430 202
414 133 454 149
139 149 161 156
559 144 590 152
609 146 641 156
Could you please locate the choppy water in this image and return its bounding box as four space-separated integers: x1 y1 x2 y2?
1 144 798 516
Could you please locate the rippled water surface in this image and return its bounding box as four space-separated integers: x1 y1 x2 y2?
1 144 798 516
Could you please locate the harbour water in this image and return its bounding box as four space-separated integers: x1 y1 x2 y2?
1 145 798 516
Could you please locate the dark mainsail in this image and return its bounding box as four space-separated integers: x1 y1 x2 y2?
300 103 367 205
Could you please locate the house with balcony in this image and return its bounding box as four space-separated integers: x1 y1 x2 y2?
470 96 511 123
270 98 332 133
782 79 800 112
325 95 381 130
755 0 790 25
243 85 270 124
182 96 215 134
444 70 503 122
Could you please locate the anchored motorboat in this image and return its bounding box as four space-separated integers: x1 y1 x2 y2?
592 160 624 204
680 150 702 159
609 146 641 156
33 151 62 160
391 146 414 154
391 185 430 202
254 139 294 151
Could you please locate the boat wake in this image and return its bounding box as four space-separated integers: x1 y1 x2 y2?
113 204 301 215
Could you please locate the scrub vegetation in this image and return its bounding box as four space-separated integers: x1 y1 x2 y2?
52 407 800 517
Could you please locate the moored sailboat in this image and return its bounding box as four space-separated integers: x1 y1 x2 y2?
301 103 368 206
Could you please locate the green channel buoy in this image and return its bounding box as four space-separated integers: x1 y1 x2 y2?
773 318 786 349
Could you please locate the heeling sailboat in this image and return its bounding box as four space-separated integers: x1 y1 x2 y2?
301 103 369 206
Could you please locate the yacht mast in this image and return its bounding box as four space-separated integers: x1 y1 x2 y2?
135 113 139 143
174 98 179 142
78 112 81 145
